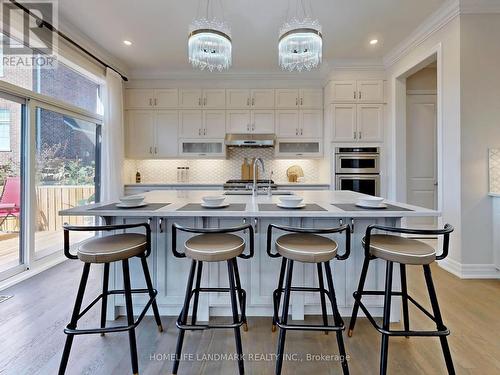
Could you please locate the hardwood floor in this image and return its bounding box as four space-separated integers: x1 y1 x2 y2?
0 259 498 374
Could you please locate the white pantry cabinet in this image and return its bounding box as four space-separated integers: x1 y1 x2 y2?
275 89 323 109
125 89 178 109
226 110 275 134
179 89 226 109
126 110 178 158
179 110 226 138
226 89 275 109
329 80 384 103
276 109 322 138
331 103 383 142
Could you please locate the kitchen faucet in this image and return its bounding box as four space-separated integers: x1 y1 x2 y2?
252 158 265 197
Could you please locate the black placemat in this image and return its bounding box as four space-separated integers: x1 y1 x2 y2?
258 203 327 211
177 203 247 211
89 203 170 211
332 203 413 212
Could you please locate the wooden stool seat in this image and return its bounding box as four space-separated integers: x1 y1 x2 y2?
362 235 435 265
276 233 338 263
185 233 245 262
77 233 147 263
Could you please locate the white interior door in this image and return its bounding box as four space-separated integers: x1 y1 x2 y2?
406 94 437 228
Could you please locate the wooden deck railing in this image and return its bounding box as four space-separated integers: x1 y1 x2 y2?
1 185 95 232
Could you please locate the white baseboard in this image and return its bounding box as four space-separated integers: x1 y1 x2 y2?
438 258 500 279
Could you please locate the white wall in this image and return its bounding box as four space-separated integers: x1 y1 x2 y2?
406 67 437 91
386 17 462 264
460 14 500 265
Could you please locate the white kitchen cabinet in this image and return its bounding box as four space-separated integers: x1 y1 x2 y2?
276 110 300 137
275 139 323 158
179 110 203 138
251 89 275 109
203 89 226 109
155 111 179 157
276 109 322 138
154 89 179 108
179 89 203 108
126 111 155 158
179 139 226 158
226 89 251 109
299 89 323 109
357 81 384 102
356 104 384 142
276 89 299 108
226 110 251 133
203 110 226 138
126 110 178 158
329 80 384 103
252 110 275 133
331 104 357 141
331 103 383 142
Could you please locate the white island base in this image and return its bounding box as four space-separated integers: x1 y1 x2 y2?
61 190 439 323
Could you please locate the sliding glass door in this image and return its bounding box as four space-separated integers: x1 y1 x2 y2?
0 93 26 280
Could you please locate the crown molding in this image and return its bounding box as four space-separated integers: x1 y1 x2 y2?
460 0 500 14
383 0 460 68
329 58 385 71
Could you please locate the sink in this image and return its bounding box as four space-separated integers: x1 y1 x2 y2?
224 190 294 196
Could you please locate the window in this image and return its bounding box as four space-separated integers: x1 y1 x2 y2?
0 109 11 151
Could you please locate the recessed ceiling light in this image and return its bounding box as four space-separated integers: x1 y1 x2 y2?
369 39 378 45
123 40 132 46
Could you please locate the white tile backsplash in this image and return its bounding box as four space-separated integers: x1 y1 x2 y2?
490 149 500 193
124 148 322 184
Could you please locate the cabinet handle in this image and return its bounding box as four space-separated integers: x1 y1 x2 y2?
359 131 362 139
252 123 255 131
204 128 206 136
354 91 356 99
198 128 201 136
296 98 298 106
359 91 362 100
149 98 153 106
254 218 258 233
150 146 153 154
243 218 247 234
198 98 202 106
154 146 158 154
159 218 164 233
300 98 303 105
204 97 207 106
154 98 157 106
353 131 357 140
247 98 250 106
296 129 298 136
300 129 303 135
252 97 255 106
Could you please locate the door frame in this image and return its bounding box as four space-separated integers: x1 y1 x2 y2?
390 43 443 216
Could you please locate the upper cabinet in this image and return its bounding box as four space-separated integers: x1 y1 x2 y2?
328 80 384 103
276 89 323 109
226 89 275 109
125 89 178 109
330 103 383 143
226 110 275 134
179 89 226 109
276 109 322 138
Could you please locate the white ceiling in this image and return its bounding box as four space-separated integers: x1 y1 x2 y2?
58 0 446 77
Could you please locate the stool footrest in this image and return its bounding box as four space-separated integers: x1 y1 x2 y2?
353 290 450 337
64 288 157 336
276 320 344 332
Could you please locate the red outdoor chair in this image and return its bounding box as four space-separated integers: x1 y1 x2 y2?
0 176 21 229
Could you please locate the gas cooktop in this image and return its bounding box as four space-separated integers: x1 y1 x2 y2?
223 179 276 190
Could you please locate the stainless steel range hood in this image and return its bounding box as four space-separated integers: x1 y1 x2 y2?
225 133 276 147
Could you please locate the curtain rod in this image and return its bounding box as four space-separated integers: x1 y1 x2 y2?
8 0 129 81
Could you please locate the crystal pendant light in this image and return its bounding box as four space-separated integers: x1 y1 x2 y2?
188 0 232 72
279 0 323 72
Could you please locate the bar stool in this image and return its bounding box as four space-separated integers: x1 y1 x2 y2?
59 222 163 375
171 223 254 375
267 223 351 375
348 224 455 375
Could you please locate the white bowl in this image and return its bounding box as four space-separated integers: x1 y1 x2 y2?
202 195 226 206
357 196 385 207
279 195 304 207
119 195 145 206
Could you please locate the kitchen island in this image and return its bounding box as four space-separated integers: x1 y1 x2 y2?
60 190 439 322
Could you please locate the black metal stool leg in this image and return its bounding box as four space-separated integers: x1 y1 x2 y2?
400 264 410 337
348 255 370 337
172 260 197 375
317 263 330 335
227 260 245 375
100 262 110 336
140 255 163 332
191 261 203 325
232 258 247 331
272 258 287 332
380 261 394 375
122 259 139 375
276 259 293 375
58 263 91 375
324 261 349 374
423 265 455 375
